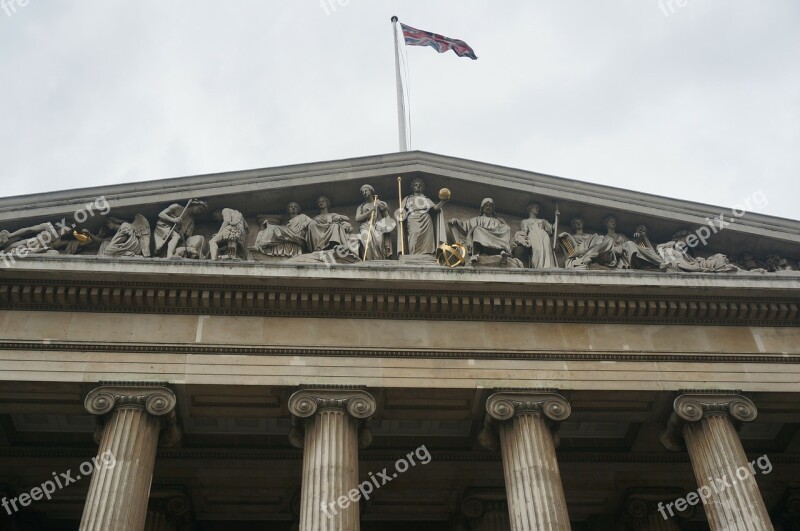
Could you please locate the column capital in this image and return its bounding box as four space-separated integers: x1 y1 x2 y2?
460 489 508 520
485 391 571 423
660 392 757 451
84 384 177 417
288 388 377 419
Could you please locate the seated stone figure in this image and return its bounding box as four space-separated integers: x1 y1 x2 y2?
251 202 314 258
101 215 151 258
602 216 667 270
449 198 521 267
657 229 739 273
306 196 353 252
513 201 557 269
558 218 615 269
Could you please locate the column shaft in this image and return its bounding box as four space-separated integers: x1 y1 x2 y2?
683 415 772 531
299 409 360 531
80 407 160 531
499 412 570 531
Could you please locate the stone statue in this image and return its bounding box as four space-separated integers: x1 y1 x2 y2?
449 198 517 264
513 202 557 268
355 185 396 260
100 216 151 258
657 229 739 272
401 177 447 255
0 222 72 255
306 196 352 252
602 217 667 270
251 202 314 258
209 208 249 261
154 199 208 259
558 218 615 269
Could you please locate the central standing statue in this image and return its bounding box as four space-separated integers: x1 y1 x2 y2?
513 201 557 268
449 198 514 263
401 177 447 255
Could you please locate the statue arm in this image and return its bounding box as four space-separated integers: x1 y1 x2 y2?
158 205 181 224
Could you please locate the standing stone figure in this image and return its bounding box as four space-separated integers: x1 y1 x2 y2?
401 177 447 255
513 202 557 268
602 216 666 270
657 229 739 272
209 208 249 261
153 199 208 259
558 218 615 269
250 202 314 258
355 184 396 260
449 198 513 263
306 196 352 252
101 215 152 258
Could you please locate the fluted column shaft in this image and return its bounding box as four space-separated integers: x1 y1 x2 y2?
662 394 772 531
289 389 376 531
683 415 771 530
79 386 178 531
482 392 572 531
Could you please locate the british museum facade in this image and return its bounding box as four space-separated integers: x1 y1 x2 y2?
0 151 798 530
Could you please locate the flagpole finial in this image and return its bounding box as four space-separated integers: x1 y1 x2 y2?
391 16 398 23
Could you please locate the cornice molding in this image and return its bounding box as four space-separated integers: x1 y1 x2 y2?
1 275 799 326
2 340 800 364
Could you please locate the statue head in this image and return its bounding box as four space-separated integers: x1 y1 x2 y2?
570 218 585 232
480 198 496 216
672 229 690 242
527 202 541 217
188 199 208 215
316 196 331 209
287 202 302 217
410 177 425 194
603 215 617 231
360 184 375 200
105 217 126 230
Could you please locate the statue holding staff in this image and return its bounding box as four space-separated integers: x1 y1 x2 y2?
401 177 447 255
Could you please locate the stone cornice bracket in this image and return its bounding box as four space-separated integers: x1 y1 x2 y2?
84 385 181 447
659 393 757 452
287 388 377 450
478 391 571 451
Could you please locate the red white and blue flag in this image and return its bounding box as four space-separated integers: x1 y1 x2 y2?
400 23 478 60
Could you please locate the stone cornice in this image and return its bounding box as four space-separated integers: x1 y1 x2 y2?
3 340 800 364
2 263 799 326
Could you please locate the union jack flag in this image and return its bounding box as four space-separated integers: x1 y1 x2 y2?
400 23 478 60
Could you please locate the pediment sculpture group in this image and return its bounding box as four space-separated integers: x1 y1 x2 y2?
0 178 796 274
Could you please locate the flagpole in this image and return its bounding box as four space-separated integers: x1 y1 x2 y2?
391 16 409 152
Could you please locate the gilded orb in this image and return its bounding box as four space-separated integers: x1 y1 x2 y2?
438 188 452 201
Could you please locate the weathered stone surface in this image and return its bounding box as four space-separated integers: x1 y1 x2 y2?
80 385 178 531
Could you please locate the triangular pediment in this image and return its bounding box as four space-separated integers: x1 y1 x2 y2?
1 151 798 266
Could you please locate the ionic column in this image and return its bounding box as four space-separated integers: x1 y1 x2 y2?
660 393 772 531
80 385 180 531
289 388 376 531
479 391 572 531
461 491 511 531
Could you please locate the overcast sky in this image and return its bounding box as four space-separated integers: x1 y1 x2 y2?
1 1 798 219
